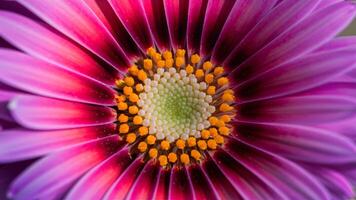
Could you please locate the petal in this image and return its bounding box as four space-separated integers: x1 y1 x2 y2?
125 161 160 200
238 95 356 125
169 167 195 200
315 0 342 10
224 0 319 67
82 0 142 59
66 148 133 200
202 159 243 200
142 0 170 50
164 0 189 49
109 0 153 51
103 156 145 200
152 169 171 200
0 124 116 163
186 0 209 54
225 139 330 200
188 165 219 200
9 95 116 130
315 36 356 52
200 0 235 56
19 0 130 69
228 2 356 84
0 11 119 85
211 0 276 64
211 151 287 200
0 49 116 105
8 135 124 200
236 48 356 102
234 122 356 164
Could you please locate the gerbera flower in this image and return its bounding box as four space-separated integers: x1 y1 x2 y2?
0 0 356 199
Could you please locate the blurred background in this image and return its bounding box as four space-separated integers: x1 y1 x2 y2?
341 20 356 35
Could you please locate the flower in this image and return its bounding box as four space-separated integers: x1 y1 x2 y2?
0 0 356 199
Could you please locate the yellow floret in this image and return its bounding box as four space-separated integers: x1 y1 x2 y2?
197 140 207 150
213 67 224 76
187 137 196 147
203 61 213 71
124 76 135 87
207 139 217 149
160 140 170 150
176 139 186 150
133 116 143 125
219 103 233 112
180 153 190 165
118 102 128 110
119 124 129 134
159 155 168 166
138 142 148 152
126 133 136 144
118 114 128 123
186 65 194 74
128 105 139 114
190 54 200 64
149 148 158 158
129 93 139 103
123 86 133 96
138 126 148 136
207 86 216 95
146 135 156 145
195 69 204 79
190 149 201 160
168 153 178 163
217 77 229 86
137 70 147 81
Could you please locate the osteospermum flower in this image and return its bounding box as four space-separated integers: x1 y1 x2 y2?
1 0 356 199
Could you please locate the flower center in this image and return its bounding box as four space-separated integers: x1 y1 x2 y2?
115 47 235 167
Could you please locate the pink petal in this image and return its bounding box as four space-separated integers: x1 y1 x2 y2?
103 156 145 200
315 0 342 10
9 95 116 130
0 124 116 163
109 0 153 52
142 0 170 50
152 169 171 200
164 0 189 49
200 0 235 56
0 11 119 85
8 135 124 199
236 48 356 102
211 0 276 64
225 139 330 200
315 36 356 53
19 0 130 69
224 0 319 67
125 161 160 200
234 122 356 164
0 49 116 105
188 165 219 200
228 2 356 84
66 148 134 200
238 95 356 125
169 167 195 200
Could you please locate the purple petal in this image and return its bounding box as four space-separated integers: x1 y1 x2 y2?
8 135 124 200
211 0 276 64
109 0 153 52
228 2 356 84
164 0 189 49
19 0 130 69
0 124 116 163
188 164 219 200
236 48 356 102
186 0 209 54
315 0 343 10
225 139 330 200
0 11 119 85
315 36 356 53
234 122 356 164
224 0 319 67
169 167 195 200
125 161 160 200
238 95 356 125
66 148 133 200
103 156 145 200
8 95 116 130
0 49 116 105
142 0 170 50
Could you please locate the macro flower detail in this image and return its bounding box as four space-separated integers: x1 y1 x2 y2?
0 0 356 200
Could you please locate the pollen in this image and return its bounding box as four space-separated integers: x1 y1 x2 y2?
115 47 236 167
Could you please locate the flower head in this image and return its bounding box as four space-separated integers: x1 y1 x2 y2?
0 0 356 200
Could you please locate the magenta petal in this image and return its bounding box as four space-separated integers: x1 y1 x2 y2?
0 124 116 163
228 2 356 84
169 167 195 200
224 0 319 67
186 0 209 54
0 11 119 85
125 161 160 200
142 0 170 50
103 156 145 200
202 159 243 200
238 95 356 125
9 95 116 130
164 0 189 49
200 0 235 56
66 148 133 200
211 0 276 64
188 165 219 200
211 151 287 200
8 135 124 199
109 0 153 51
19 0 130 69
315 0 342 10
0 50 116 105
153 169 171 200
236 48 356 102
234 122 356 164
315 36 356 53
225 139 330 200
